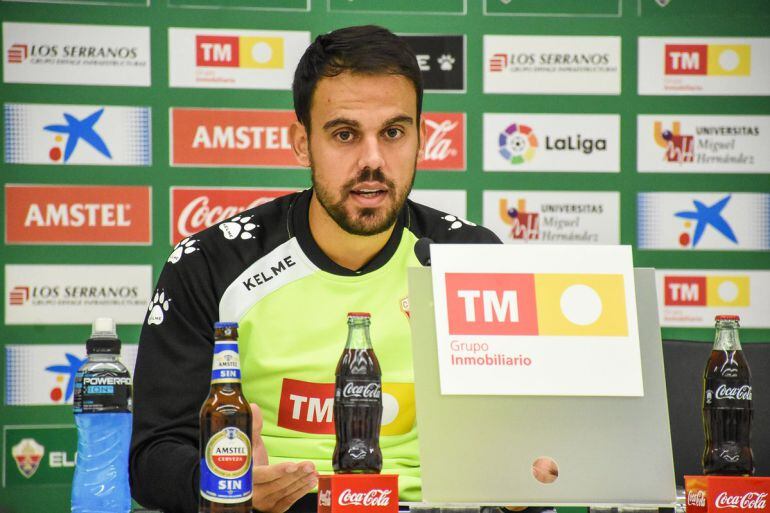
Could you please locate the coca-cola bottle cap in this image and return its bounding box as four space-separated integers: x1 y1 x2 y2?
347 312 371 318
715 314 740 322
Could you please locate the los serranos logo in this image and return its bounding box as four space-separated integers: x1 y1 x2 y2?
338 489 392 507
715 492 767 510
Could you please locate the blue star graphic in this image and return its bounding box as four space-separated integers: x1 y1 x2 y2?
675 194 738 248
43 108 112 163
45 353 87 401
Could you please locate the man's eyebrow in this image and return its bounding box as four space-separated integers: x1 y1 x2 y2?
383 115 414 127
322 117 360 131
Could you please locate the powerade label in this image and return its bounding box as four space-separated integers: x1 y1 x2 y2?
200 427 252 503
211 342 242 383
73 370 132 414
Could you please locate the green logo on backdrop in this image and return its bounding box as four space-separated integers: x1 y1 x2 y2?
3 425 76 487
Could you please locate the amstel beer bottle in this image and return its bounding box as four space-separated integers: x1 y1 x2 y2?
199 322 253 512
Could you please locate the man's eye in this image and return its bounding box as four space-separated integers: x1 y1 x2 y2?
335 130 354 142
385 127 403 139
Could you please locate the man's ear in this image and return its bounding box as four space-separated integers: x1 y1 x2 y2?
417 115 427 163
290 121 311 167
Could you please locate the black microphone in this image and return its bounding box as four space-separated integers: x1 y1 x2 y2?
414 237 434 266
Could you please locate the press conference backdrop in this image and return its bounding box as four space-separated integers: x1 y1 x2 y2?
1 0 769 510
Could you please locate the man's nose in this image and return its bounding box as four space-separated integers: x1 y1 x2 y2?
357 134 385 171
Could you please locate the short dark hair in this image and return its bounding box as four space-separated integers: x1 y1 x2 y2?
292 25 423 132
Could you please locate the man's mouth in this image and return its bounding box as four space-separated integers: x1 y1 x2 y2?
350 183 388 199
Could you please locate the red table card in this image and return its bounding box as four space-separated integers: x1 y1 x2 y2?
685 475 769 513
317 474 398 513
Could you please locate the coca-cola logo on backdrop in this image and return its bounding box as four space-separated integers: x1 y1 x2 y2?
417 112 465 171
688 490 706 507
715 492 767 510
338 488 392 507
170 187 295 244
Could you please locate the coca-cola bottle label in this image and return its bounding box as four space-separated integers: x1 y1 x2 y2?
200 427 252 503
336 379 382 404
704 380 752 406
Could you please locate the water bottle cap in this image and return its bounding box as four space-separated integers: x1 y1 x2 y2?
91 317 117 338
87 317 121 354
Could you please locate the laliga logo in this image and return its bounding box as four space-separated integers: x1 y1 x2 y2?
715 492 767 510
715 384 752 401
342 382 381 399
687 490 706 507
338 489 392 507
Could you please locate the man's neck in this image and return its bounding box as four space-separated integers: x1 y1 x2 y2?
308 192 395 272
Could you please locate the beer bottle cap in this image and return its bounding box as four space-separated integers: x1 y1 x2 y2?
347 312 371 318
715 314 740 322
215 321 239 329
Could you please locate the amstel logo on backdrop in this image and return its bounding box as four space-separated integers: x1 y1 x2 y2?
5 345 138 405
418 112 465 171
5 184 152 244
665 44 750 76
171 108 297 167
444 273 628 336
276 379 414 436
4 426 79 487
637 192 770 251
171 187 296 244
168 28 309 89
4 103 151 166
196 35 284 69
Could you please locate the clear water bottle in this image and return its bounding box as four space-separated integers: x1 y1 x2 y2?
72 317 133 513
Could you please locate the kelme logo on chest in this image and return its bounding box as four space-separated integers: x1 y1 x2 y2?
241 255 296 291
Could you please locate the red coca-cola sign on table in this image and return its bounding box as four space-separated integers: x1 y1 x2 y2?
317 474 398 513
416 112 465 171
685 476 770 513
170 187 295 244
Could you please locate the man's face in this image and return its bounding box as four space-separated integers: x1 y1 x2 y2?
292 72 425 236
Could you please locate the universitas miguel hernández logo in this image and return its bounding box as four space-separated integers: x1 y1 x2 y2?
498 198 539 240
498 123 538 164
654 120 694 163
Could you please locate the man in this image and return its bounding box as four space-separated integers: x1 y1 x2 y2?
130 25 500 513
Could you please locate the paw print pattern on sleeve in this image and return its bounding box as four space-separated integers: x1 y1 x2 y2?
147 290 171 326
168 237 199 264
219 215 259 240
441 214 477 231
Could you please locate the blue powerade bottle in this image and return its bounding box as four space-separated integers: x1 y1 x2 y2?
72 317 133 513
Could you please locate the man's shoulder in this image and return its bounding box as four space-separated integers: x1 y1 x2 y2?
406 198 501 244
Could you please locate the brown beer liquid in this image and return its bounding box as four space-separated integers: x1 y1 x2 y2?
199 324 253 512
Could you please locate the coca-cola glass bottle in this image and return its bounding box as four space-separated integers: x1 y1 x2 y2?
333 312 383 474
702 314 754 476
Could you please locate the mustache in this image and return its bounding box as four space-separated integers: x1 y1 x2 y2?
341 168 396 194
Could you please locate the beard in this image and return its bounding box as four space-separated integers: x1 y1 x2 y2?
311 164 416 236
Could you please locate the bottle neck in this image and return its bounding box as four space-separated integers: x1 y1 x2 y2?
345 319 372 351
211 340 242 384
713 322 742 351
88 353 119 362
